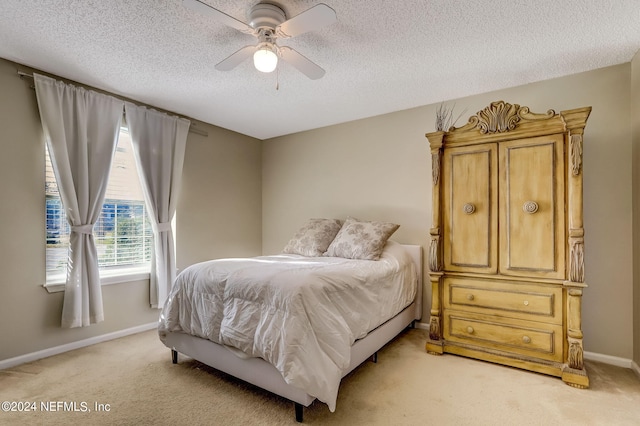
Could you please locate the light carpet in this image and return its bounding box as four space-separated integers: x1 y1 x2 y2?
1 328 639 425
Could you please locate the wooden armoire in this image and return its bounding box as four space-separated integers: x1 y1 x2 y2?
425 101 591 388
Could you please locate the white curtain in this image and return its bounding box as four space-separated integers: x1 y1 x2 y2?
124 103 190 308
34 74 124 328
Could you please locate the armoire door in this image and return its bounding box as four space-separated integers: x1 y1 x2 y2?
442 143 498 274
498 134 565 279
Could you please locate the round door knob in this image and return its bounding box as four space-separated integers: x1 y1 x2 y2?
522 336 531 344
467 294 475 301
467 326 474 334
523 201 539 214
463 203 476 214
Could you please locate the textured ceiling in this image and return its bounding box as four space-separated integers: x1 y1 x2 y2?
1 1 639 140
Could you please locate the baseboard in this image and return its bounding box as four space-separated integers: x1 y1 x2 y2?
0 322 157 370
583 351 634 369
632 360 640 379
415 321 430 330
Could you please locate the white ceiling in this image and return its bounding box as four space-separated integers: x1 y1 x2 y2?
1 1 639 140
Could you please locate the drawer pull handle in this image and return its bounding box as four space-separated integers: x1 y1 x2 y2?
467 294 475 301
522 335 531 344
523 300 529 306
467 326 474 334
463 203 476 214
523 201 539 214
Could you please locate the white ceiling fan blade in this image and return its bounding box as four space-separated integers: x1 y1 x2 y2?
215 45 257 71
279 46 325 80
275 4 337 39
183 0 253 34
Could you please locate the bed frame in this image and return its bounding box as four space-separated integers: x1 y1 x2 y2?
162 244 423 422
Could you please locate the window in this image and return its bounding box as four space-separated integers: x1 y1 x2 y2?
45 127 152 285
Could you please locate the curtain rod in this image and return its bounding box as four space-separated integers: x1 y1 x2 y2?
16 70 209 137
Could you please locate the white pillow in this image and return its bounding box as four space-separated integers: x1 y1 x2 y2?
324 217 399 260
282 218 343 257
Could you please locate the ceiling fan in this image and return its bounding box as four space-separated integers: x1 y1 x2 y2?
183 0 337 80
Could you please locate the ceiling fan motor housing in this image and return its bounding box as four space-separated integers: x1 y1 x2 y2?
249 3 286 29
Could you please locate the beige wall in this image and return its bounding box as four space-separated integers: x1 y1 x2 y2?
177 121 262 269
632 49 640 368
263 64 634 359
1 55 635 363
0 58 262 361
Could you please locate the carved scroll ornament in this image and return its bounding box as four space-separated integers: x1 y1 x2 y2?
568 338 584 369
475 101 521 133
432 151 441 186
570 133 583 176
463 101 556 134
429 234 441 272
570 240 585 283
429 317 441 340
428 227 442 272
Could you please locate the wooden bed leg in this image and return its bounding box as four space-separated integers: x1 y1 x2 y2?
171 349 178 364
371 352 378 363
294 402 303 422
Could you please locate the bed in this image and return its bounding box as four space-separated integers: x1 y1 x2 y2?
158 234 422 422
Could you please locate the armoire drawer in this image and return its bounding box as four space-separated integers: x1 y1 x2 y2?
444 277 562 324
444 312 564 362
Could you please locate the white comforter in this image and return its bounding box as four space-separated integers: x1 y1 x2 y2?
158 241 417 411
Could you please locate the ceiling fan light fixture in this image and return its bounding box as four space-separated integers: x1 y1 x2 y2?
184 0 337 79
253 44 278 73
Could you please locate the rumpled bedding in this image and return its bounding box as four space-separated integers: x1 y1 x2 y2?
158 240 417 411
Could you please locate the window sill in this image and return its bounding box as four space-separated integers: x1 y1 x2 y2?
44 267 151 293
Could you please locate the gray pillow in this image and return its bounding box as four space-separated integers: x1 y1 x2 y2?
324 217 399 260
282 218 344 257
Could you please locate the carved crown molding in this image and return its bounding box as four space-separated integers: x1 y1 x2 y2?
465 101 555 134
426 102 590 147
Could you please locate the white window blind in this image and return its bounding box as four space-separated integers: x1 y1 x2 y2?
45 127 152 279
